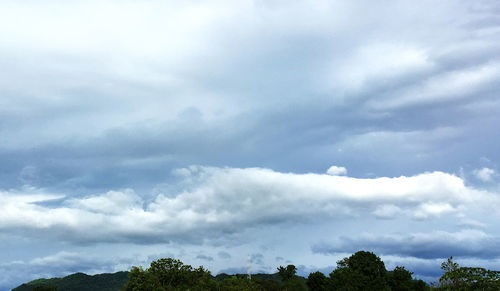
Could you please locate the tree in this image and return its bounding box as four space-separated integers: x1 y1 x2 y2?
281 277 308 291
439 262 500 291
439 256 461 289
307 271 328 291
122 258 216 291
277 264 297 281
388 266 413 291
149 258 192 288
122 266 159 291
253 277 281 291
330 267 366 291
219 276 260 291
188 266 217 290
441 257 459 273
329 251 389 291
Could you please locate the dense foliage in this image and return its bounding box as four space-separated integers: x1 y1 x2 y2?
122 258 217 291
438 257 500 290
13 252 500 291
121 252 422 291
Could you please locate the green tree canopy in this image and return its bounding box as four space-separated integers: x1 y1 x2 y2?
122 258 215 291
439 257 500 291
388 266 414 291
219 276 260 291
277 264 297 281
307 271 328 291
330 251 389 291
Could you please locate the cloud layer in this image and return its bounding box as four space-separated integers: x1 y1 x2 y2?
312 229 500 259
1 0 500 289
1 167 497 245
0 0 499 192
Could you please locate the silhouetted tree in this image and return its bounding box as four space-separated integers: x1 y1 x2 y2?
307 271 328 291
277 264 297 281
439 256 461 289
388 266 413 291
330 251 389 291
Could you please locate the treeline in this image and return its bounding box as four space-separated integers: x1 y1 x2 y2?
122 251 500 291
14 251 500 291
122 251 426 291
123 251 500 291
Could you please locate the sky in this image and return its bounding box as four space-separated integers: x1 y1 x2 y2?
1 0 500 289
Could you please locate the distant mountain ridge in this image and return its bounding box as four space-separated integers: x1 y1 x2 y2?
12 271 129 291
12 271 303 291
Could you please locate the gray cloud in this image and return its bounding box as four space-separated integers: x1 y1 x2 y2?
312 230 500 259
0 0 499 194
250 253 265 266
218 251 232 260
196 254 214 262
1 0 500 288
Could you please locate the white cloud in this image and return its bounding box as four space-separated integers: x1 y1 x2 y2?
371 62 500 110
331 43 432 91
336 127 462 157
0 166 497 244
458 218 487 229
326 165 347 176
413 202 457 219
473 167 496 182
67 189 142 215
372 204 402 219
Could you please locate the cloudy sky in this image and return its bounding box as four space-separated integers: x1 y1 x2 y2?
1 0 500 289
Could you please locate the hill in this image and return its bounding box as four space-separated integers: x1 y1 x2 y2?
12 271 302 291
12 271 129 291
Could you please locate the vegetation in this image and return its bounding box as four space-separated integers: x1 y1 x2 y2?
438 256 500 290
12 251 500 291
122 258 216 291
12 272 129 291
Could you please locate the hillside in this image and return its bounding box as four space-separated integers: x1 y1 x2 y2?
12 271 129 291
12 272 293 291
12 271 302 291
